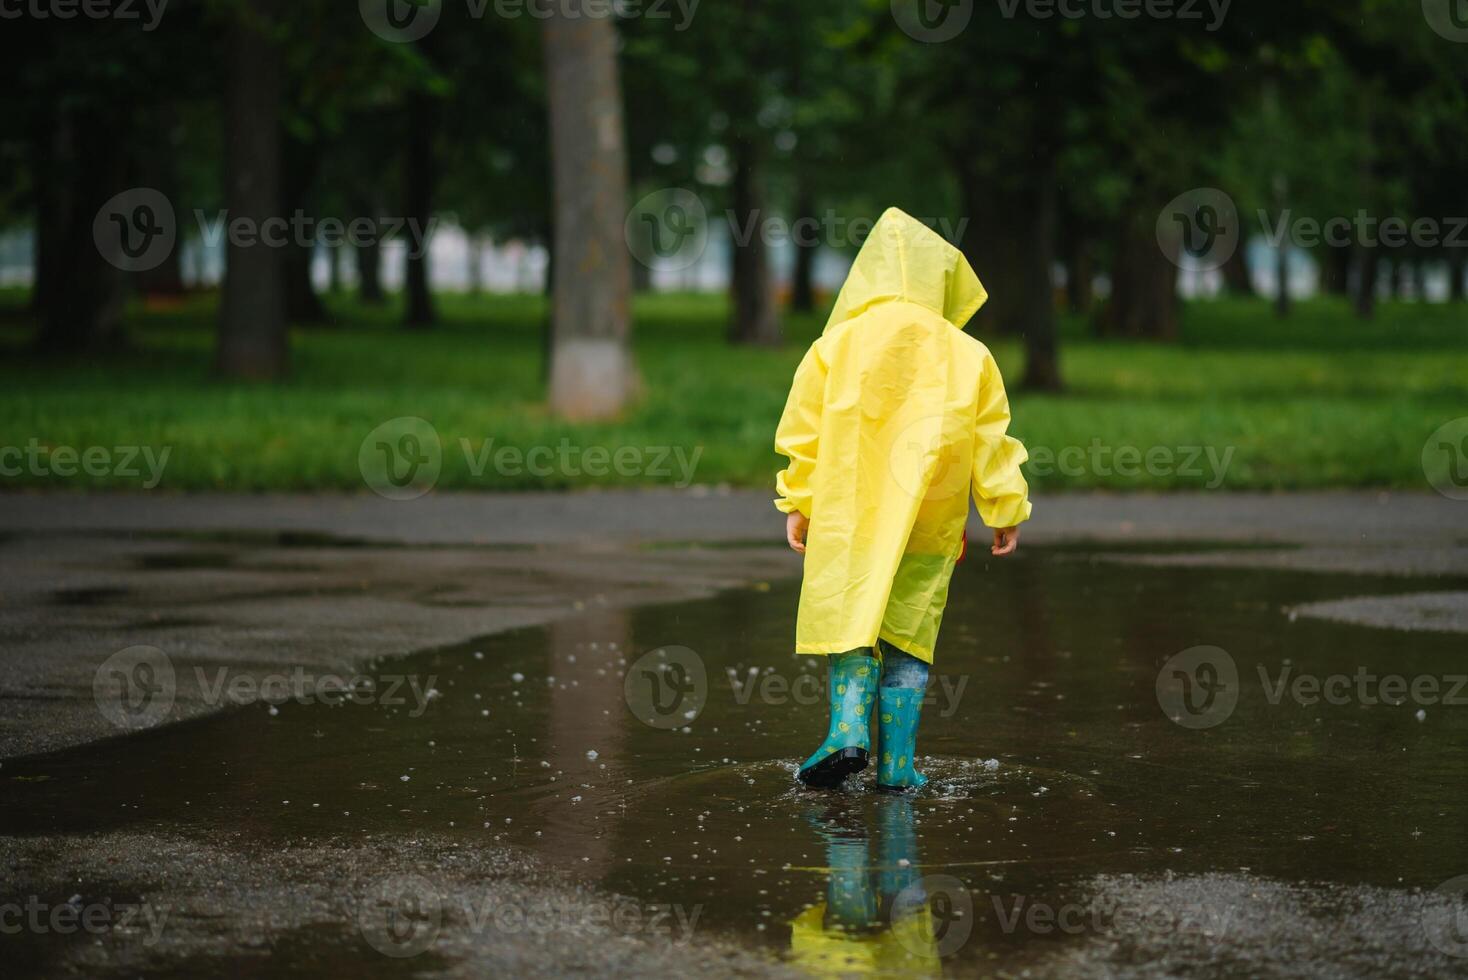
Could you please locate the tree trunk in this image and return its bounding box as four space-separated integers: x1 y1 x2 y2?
1220 242 1254 296
1352 247 1378 319
30 111 57 316
1020 163 1062 391
467 232 484 295
956 155 1061 384
136 110 185 297
281 132 326 324
630 250 652 292
403 92 437 329
1450 250 1465 302
1273 244 1290 317
216 1 288 379
1102 199 1179 339
1411 259 1426 301
35 103 128 352
1388 257 1406 299
789 185 818 314
355 216 384 304
727 135 779 345
1063 235 1094 314
1319 243 1350 296
959 175 1023 337
541 0 635 420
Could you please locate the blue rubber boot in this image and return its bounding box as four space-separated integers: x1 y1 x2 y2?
797 652 879 789
876 687 929 791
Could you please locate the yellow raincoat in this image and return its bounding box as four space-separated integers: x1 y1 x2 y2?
774 208 1031 664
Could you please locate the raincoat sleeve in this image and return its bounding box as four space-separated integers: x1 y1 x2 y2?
971 352 1032 529
773 341 828 518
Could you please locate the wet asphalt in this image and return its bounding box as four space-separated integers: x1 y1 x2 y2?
1 490 1465 978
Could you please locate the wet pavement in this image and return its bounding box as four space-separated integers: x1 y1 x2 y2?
5 525 1468 978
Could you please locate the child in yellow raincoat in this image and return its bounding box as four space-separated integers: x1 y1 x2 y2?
775 207 1031 791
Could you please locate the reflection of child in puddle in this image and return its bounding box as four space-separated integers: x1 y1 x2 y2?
789 798 941 976
774 208 1031 792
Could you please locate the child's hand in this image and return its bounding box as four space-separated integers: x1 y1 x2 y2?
786 511 810 554
992 526 1020 557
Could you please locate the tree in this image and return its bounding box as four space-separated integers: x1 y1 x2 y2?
216 0 288 379
3 5 212 352
402 87 438 329
541 3 635 420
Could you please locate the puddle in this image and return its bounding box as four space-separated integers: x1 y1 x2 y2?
5 548 1468 975
131 550 238 571
49 586 130 606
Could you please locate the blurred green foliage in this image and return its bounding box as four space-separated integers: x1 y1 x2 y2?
0 290 1461 492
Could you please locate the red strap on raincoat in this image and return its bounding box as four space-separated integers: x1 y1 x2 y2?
956 530 967 564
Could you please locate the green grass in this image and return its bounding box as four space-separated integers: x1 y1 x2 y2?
0 290 1464 492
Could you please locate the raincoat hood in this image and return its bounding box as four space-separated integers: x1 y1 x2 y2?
824 208 988 334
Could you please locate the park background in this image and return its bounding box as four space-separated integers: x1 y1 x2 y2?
2 0 1466 495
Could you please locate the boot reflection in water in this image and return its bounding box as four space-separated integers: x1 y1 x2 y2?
789 798 941 976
